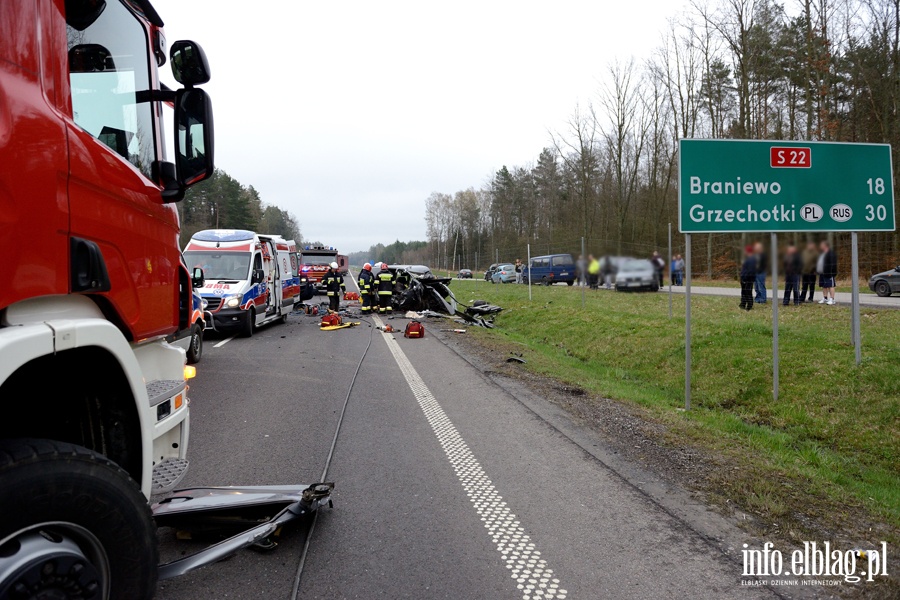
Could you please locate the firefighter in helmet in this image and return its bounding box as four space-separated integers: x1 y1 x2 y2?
375 262 395 314
323 261 345 312
358 262 375 313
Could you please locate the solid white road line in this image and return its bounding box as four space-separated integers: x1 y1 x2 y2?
213 335 235 348
373 315 568 600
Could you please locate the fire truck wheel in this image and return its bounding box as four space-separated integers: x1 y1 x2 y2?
186 323 203 364
0 439 158 600
241 309 255 338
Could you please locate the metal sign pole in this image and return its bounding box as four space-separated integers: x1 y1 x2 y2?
771 232 779 402
684 234 691 411
527 243 532 302
581 237 586 308
668 223 673 318
851 232 861 365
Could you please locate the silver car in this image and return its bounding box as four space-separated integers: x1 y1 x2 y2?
869 265 900 297
614 259 659 292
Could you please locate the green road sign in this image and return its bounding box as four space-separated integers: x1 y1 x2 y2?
678 139 895 233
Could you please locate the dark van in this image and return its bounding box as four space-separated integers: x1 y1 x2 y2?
527 254 577 285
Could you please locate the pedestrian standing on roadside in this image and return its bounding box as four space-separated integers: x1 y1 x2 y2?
739 245 756 311
576 254 587 287
799 241 818 303
587 254 600 289
675 254 685 285
753 242 767 303
651 251 665 290
514 258 523 284
817 241 837 305
782 245 802 306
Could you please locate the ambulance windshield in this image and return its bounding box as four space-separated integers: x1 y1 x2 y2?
185 252 251 280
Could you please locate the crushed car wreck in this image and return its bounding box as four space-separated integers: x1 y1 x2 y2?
389 267 502 327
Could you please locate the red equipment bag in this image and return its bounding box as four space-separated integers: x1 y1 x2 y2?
344 292 360 301
320 314 342 327
404 320 425 339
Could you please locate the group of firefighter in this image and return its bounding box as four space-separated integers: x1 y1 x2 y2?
322 261 395 314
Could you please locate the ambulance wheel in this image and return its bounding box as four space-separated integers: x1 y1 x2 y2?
0 439 158 600
186 323 203 364
241 309 255 338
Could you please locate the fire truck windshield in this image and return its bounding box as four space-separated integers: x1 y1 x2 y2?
302 254 336 265
67 0 155 177
184 252 251 280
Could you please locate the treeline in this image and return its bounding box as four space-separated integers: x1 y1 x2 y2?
178 168 302 244
426 0 900 275
347 240 429 267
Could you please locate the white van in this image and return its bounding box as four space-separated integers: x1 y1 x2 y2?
184 230 300 336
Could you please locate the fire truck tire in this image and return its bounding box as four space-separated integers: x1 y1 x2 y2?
186 323 203 364
0 439 158 600
241 309 255 338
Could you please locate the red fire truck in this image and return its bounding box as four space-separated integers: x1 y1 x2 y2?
299 245 344 291
0 1 214 596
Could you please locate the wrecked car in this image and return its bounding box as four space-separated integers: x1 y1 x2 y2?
387 266 502 327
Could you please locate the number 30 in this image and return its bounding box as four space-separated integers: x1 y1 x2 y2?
865 204 887 221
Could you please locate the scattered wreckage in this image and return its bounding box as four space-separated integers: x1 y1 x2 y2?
389 267 502 327
153 482 334 579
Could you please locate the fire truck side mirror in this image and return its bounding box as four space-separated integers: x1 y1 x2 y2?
192 267 205 288
174 88 215 189
170 41 211 87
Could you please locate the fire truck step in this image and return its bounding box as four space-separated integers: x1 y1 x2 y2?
152 457 190 494
146 379 186 407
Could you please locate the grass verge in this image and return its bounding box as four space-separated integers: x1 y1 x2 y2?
449 279 900 538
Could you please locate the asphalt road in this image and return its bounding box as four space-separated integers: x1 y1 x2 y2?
155 290 805 599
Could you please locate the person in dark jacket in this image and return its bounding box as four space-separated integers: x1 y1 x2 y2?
739 245 757 311
817 241 837 305
799 242 818 303
323 262 345 312
358 262 375 314
375 262 395 313
753 241 767 303
782 244 802 306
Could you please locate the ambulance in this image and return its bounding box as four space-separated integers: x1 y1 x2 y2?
184 230 300 336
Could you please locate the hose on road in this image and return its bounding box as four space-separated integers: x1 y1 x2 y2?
290 277 376 600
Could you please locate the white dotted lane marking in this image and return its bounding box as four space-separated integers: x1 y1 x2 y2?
373 316 568 600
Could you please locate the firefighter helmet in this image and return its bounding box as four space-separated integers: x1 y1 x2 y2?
381 262 388 270
363 263 372 271
330 262 338 269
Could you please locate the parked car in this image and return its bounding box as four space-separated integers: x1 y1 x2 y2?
614 259 659 292
484 263 499 281
491 263 517 284
526 254 576 286
869 265 900 297
458 269 473 279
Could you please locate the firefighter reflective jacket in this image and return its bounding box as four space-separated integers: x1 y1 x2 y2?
358 270 375 294
323 270 345 296
375 269 394 295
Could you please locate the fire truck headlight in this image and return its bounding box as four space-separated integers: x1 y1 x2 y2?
300 277 308 283
225 295 241 308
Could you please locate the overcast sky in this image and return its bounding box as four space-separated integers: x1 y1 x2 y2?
155 0 686 252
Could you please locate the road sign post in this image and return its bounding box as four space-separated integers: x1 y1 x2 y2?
679 139 895 405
